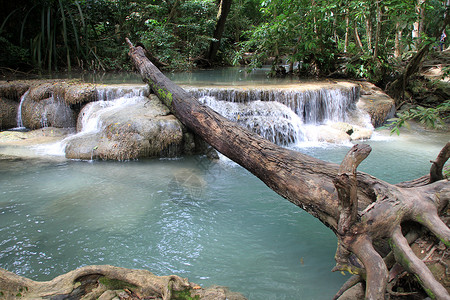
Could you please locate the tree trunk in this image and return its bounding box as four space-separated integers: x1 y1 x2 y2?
365 10 372 53
412 0 425 49
354 22 364 53
344 11 350 53
394 21 402 58
373 1 382 59
126 38 450 299
207 0 232 63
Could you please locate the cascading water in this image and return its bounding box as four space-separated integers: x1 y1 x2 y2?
77 85 149 133
187 83 371 145
15 89 30 130
95 84 149 101
39 85 149 156
200 96 307 145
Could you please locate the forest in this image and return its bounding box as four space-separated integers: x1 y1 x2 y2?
0 0 447 77
1 0 450 118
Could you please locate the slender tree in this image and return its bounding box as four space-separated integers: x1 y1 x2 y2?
208 0 233 62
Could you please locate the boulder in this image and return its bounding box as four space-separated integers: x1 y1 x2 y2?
0 81 31 100
330 122 373 141
356 81 396 127
27 80 98 105
65 94 210 160
307 125 351 143
21 96 76 129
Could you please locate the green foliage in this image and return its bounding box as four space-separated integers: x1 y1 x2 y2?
0 0 448 75
135 0 217 69
0 37 30 68
385 100 450 135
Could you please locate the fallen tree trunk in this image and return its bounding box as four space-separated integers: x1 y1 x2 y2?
126 38 450 299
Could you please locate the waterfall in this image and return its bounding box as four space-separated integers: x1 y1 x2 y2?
187 83 371 145
95 84 149 101
37 85 149 156
200 96 307 145
186 84 359 124
15 89 30 130
77 97 144 133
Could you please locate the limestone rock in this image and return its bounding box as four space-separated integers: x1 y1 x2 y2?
21 96 76 129
65 95 207 160
330 122 373 141
310 125 351 143
0 81 31 100
356 81 396 127
0 97 18 129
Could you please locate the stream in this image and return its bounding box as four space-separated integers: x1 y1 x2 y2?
0 69 449 299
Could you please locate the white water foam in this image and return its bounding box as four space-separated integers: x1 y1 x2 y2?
14 89 30 130
35 86 148 157
198 87 372 146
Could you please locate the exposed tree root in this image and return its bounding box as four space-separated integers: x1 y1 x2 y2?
0 265 246 299
333 275 362 300
334 143 450 299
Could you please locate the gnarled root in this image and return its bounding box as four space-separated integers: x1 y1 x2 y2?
391 226 450 299
333 143 450 300
0 265 246 299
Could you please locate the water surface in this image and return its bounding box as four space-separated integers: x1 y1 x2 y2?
1 127 448 299
1 70 449 299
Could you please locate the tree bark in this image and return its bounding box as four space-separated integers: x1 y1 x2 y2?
344 10 350 53
412 0 425 49
207 0 232 63
354 22 364 53
126 38 450 299
365 9 373 53
394 21 402 58
0 265 243 299
373 1 382 60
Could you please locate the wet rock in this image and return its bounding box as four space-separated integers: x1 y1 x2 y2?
310 125 351 143
21 96 76 129
59 82 98 105
0 81 31 100
192 285 247 300
357 81 396 127
27 80 98 105
65 95 207 160
0 97 18 129
330 122 373 141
